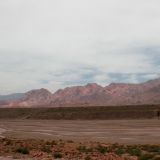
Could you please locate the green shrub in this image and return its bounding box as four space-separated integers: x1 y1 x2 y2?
41 145 51 153
146 145 160 153
128 148 141 156
15 147 29 154
115 148 126 155
96 145 108 154
53 152 63 159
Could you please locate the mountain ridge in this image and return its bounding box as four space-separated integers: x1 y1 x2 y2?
0 78 160 107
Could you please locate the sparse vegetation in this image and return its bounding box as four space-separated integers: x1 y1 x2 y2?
0 137 160 160
115 148 126 155
15 147 29 154
96 145 108 154
127 148 141 156
77 145 93 153
139 153 154 160
53 152 63 159
41 144 51 153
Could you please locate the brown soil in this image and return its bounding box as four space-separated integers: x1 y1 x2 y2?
0 120 160 144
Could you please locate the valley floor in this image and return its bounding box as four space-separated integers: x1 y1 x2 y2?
0 120 160 144
0 120 160 159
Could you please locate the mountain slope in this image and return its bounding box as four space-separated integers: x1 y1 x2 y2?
8 88 52 107
0 78 160 107
51 79 160 107
51 83 103 106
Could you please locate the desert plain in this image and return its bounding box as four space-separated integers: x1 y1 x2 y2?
0 119 160 144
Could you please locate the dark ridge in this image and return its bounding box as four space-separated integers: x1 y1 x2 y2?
0 104 159 120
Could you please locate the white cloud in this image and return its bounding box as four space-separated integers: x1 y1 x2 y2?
0 0 160 94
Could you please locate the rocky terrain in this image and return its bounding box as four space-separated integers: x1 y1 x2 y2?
0 138 160 160
0 78 160 107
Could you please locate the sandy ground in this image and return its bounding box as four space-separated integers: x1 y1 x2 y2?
0 120 160 144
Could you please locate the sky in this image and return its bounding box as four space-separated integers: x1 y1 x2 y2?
0 0 160 94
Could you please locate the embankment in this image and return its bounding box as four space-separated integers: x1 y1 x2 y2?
0 105 160 120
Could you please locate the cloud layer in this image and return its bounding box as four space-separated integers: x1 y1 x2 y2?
0 0 160 94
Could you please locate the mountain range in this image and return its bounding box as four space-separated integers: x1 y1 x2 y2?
0 78 160 107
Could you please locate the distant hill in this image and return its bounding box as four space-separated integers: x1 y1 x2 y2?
0 78 160 107
0 93 24 101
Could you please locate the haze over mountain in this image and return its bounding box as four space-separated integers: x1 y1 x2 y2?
0 78 160 107
0 93 24 101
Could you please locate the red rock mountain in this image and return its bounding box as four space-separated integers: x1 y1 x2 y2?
8 88 52 107
1 78 160 107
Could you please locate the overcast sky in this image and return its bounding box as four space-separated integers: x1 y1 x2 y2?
0 0 160 94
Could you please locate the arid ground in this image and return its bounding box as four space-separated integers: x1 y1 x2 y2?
0 120 160 144
0 107 160 159
0 120 160 159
